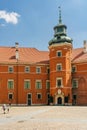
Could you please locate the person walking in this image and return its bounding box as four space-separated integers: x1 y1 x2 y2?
2 104 6 114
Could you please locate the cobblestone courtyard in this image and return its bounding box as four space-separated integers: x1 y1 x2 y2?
0 106 87 130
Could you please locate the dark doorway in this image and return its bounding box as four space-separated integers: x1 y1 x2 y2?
27 94 31 106
57 97 62 105
28 100 31 105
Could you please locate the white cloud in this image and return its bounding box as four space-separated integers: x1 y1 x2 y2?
0 10 20 24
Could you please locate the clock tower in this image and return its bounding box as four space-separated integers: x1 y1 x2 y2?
49 7 72 105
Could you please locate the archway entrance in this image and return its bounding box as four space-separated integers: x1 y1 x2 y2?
57 97 62 105
55 93 64 105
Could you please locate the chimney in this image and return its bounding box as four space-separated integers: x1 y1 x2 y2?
83 40 87 53
15 42 19 60
15 42 19 49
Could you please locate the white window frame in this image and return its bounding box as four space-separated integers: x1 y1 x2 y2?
72 66 77 73
72 79 78 88
8 66 14 73
56 77 63 88
8 93 13 100
37 93 42 99
56 50 62 57
36 66 41 74
56 63 62 71
8 79 14 89
24 79 31 89
46 80 50 89
47 67 50 74
36 80 42 89
25 66 30 73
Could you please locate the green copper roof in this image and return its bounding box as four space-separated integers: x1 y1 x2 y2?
49 6 72 46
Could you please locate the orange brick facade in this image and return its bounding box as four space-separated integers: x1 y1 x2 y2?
0 64 50 105
49 44 72 105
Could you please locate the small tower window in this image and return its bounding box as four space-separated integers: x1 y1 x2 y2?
56 78 63 88
57 27 63 32
56 51 62 57
56 63 62 71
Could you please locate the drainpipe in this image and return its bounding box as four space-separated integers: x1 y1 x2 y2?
15 42 19 105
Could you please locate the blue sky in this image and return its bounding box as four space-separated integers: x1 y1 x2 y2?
0 0 87 50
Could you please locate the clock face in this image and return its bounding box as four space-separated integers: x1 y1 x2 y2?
58 89 61 94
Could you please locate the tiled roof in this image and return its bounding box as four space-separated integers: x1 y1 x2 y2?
72 48 87 63
0 47 49 64
0 46 87 64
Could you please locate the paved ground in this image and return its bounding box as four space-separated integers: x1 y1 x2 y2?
0 106 87 130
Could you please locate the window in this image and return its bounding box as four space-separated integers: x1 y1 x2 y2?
8 66 13 73
24 80 31 89
56 64 62 71
8 80 14 89
64 96 68 103
36 67 41 74
73 95 77 100
37 93 42 99
8 93 13 100
47 67 50 74
25 66 30 73
57 28 63 32
72 66 76 72
46 80 50 89
36 80 42 89
56 78 63 88
56 51 62 57
72 79 78 88
27 93 31 99
47 93 50 99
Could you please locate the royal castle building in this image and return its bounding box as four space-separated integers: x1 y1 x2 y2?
0 8 87 106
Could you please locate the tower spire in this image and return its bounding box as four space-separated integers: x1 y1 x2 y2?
59 6 62 24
